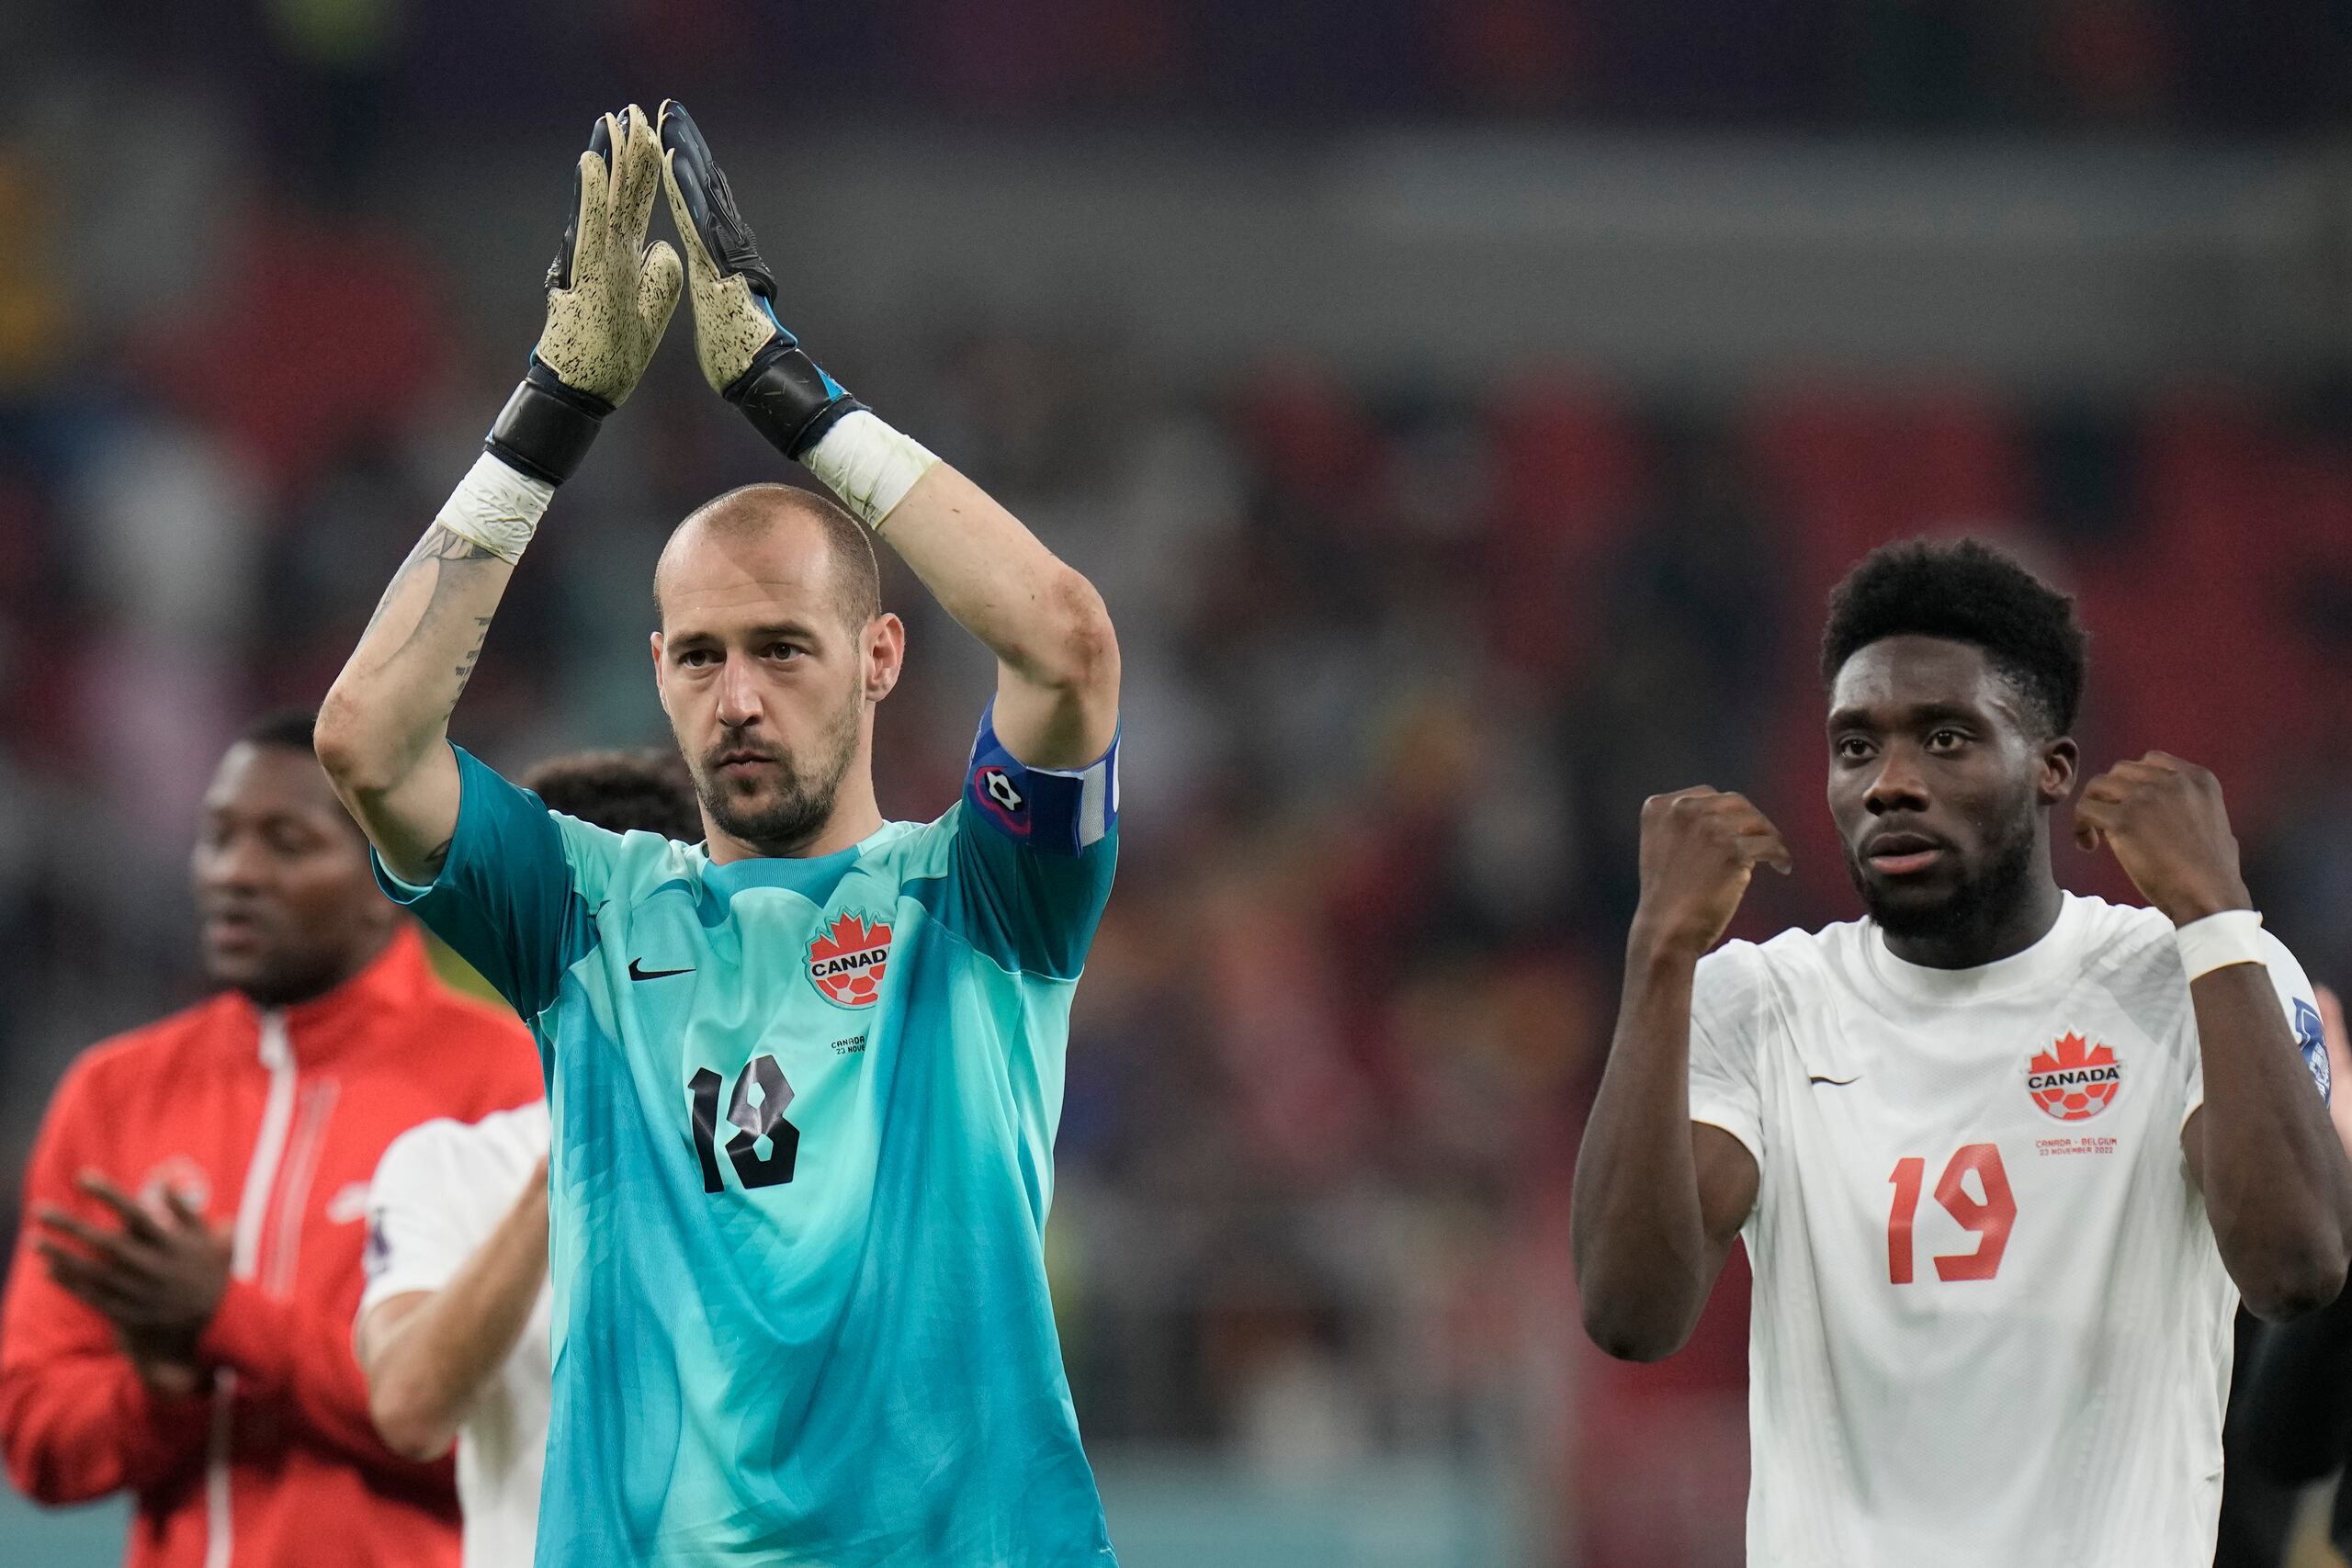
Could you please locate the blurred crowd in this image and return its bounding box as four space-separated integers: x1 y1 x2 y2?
6 9 2352 1566
17 0 2352 152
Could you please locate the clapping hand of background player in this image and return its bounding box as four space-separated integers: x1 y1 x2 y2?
31 1172 229 1396
1630 787 1792 958
656 100 865 461
2073 751 2252 926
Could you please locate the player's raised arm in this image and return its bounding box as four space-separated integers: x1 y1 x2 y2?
2076 752 2352 1319
317 108 683 879
1572 788 1787 1361
657 103 1117 768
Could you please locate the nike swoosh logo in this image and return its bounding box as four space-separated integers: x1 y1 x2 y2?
1807 1075 1860 1087
628 959 695 982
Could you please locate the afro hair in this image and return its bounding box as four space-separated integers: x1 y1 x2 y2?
1820 538 2086 736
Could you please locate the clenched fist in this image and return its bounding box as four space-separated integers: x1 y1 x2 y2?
1631 788 1792 958
2074 751 2252 926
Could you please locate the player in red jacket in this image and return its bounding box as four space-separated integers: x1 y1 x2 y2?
0 711 542 1568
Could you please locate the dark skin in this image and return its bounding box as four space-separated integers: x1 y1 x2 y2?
2076 752 2352 1316
187 741 401 1007
1570 783 1788 1361
31 740 399 1393
1826 637 2073 970
1574 636 2352 1362
33 1179 230 1397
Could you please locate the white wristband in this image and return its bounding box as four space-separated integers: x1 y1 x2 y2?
802 410 938 529
2175 908 2267 981
435 453 555 564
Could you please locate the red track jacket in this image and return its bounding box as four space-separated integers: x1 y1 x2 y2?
0 925 541 1567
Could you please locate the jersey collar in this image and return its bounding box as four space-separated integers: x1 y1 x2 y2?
1862 893 2089 1006
695 823 900 903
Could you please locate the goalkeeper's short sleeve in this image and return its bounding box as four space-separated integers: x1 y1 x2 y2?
373 744 607 1022
917 702 1120 981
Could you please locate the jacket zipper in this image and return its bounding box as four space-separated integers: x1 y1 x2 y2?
206 1010 298 1568
266 1082 339 1298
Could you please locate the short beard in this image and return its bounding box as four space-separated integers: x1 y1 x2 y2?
692 697 861 855
1849 813 2040 945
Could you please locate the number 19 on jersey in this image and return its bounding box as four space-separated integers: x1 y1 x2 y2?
1887 1143 2016 1284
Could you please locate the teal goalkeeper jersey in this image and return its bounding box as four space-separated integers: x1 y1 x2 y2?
377 706 1120 1567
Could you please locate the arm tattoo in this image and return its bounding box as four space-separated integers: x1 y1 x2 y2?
357 525 505 686
362 526 497 634
442 617 494 721
425 529 501 562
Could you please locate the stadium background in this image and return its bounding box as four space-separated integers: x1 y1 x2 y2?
5 2 2352 1563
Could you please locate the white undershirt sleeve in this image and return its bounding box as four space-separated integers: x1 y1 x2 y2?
1689 942 1769 1168
358 1121 478 1321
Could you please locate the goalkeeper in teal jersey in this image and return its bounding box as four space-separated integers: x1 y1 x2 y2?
317 103 1121 1566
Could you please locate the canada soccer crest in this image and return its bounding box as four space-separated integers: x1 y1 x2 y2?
2026 1032 2123 1122
808 911 892 1009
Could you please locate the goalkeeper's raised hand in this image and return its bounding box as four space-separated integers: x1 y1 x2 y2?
487 105 684 489
318 106 682 885
654 99 1116 773
656 99 864 463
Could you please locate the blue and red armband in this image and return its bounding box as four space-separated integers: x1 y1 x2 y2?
963 704 1119 856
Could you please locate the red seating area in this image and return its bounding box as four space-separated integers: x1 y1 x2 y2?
1476 376 2346 908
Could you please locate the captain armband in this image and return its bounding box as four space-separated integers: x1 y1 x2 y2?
963 705 1118 856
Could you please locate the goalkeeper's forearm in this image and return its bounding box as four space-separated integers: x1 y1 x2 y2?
848 448 1119 766
751 405 1115 769
316 460 538 883
710 333 1121 763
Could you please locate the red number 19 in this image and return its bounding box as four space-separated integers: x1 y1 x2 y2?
1887 1143 2015 1284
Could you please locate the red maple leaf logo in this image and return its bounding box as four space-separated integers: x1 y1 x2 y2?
2026 1032 2121 1122
808 912 892 1009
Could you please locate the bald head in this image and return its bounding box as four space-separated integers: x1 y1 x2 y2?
654 484 881 633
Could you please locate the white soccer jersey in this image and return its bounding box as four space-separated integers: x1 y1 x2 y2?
359 1101 552 1568
1688 894 2327 1568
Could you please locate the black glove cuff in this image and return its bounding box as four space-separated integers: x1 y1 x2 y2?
724 343 865 461
484 359 615 486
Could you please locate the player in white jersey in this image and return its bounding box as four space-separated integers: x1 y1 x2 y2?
355 752 698 1566
1571 539 2352 1568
